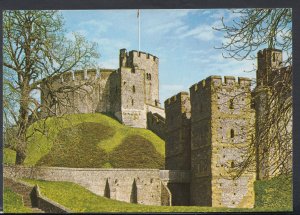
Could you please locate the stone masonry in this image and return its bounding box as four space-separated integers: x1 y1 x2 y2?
254 48 292 179
41 49 165 130
189 76 255 208
28 48 291 208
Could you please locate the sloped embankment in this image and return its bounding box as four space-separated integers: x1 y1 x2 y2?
4 113 165 169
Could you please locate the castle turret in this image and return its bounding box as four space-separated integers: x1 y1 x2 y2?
189 76 255 208
165 91 191 170
254 48 292 180
119 48 127 67
164 92 191 205
119 49 160 107
257 48 283 86
118 49 162 128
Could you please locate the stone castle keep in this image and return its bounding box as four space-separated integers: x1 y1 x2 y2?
31 48 290 208
41 49 165 129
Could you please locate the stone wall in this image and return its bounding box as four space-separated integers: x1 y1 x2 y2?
257 48 283 86
120 49 160 107
33 185 72 213
40 49 164 129
255 48 292 179
120 67 147 128
164 92 191 171
147 112 166 140
189 79 212 206
147 104 165 118
4 165 165 206
189 76 255 208
4 177 71 213
40 69 118 117
160 170 191 206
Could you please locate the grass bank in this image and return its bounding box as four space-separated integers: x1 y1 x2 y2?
4 113 165 169
23 178 292 213
3 187 33 213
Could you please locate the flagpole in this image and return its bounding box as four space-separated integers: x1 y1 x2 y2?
138 9 140 51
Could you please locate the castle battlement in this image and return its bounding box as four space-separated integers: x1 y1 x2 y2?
120 48 159 63
164 91 189 108
190 76 251 93
47 69 116 84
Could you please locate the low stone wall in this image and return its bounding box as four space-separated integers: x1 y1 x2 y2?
147 105 165 118
33 185 71 213
4 165 164 206
160 170 190 183
4 177 70 213
4 177 35 207
160 170 191 206
160 182 172 206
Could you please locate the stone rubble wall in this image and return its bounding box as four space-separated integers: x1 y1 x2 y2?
4 165 172 206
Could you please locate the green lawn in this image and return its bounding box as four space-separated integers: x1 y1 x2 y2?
22 178 292 213
254 174 292 210
3 148 16 165
3 187 34 213
4 113 165 168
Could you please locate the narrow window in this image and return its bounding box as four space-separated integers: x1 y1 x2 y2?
231 161 235 168
132 85 135 93
132 99 134 106
272 53 276 62
230 129 234 138
149 74 152 80
130 179 138 203
104 179 110 198
229 99 234 109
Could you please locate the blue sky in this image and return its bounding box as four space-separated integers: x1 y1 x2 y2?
61 9 259 105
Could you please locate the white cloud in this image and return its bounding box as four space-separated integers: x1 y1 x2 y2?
147 21 183 35
180 25 216 41
78 19 112 33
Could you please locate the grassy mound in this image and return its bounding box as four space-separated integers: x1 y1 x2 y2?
109 135 164 168
4 187 33 213
22 179 291 212
254 175 292 210
4 113 165 169
3 148 16 165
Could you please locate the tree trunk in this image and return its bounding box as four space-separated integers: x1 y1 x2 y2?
15 149 26 165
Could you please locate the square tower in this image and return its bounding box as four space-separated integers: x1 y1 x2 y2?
189 76 255 208
164 92 191 170
164 92 191 205
120 49 160 107
257 48 283 86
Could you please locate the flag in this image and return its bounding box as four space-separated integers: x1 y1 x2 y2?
137 9 140 18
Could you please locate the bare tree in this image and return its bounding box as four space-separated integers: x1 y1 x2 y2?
3 10 99 164
214 9 292 179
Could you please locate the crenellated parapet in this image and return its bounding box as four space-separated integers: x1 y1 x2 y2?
190 76 251 93
164 92 190 110
165 91 191 171
120 49 159 68
45 69 106 85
